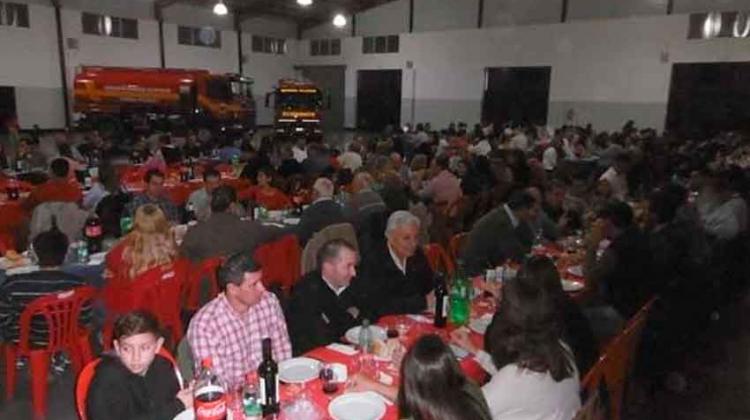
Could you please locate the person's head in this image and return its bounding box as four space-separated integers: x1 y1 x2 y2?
217 253 266 311
597 200 634 238
144 169 165 198
390 152 403 169
506 190 539 223
386 211 421 260
434 154 450 172
256 167 273 188
515 255 565 303
98 163 120 192
49 158 69 179
545 180 567 208
125 204 177 279
33 226 69 267
112 311 164 376
649 184 686 227
484 266 574 382
318 239 358 289
613 152 631 174
352 172 375 193
210 185 237 213
312 177 334 201
203 168 221 193
410 154 428 172
398 335 489 420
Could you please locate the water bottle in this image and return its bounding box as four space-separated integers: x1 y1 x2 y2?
449 261 470 326
358 319 373 354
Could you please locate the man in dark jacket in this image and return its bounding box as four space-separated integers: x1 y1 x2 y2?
354 210 434 319
287 239 363 355
294 177 347 246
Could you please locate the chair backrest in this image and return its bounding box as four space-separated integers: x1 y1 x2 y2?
18 286 96 354
76 347 179 420
143 259 189 332
185 256 224 311
423 243 455 275
449 232 468 262
255 234 301 292
301 222 358 276
573 388 607 420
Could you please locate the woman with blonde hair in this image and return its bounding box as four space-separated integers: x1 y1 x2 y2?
103 204 178 315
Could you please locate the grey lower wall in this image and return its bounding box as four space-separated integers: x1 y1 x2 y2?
548 100 667 132
15 86 66 129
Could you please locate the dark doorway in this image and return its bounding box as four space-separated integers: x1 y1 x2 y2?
482 67 551 128
357 69 401 131
297 65 346 132
667 62 750 138
0 86 16 133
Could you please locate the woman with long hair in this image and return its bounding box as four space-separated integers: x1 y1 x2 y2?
350 334 492 420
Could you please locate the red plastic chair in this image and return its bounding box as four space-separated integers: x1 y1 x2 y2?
142 259 190 346
184 256 225 312
75 347 180 420
581 297 657 420
423 243 455 275
448 232 468 263
254 234 302 294
4 286 96 419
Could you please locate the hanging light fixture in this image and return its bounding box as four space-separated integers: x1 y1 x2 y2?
297 0 313 6
213 0 228 16
333 13 347 28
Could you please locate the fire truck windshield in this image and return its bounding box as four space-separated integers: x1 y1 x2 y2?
230 81 253 100
207 78 253 102
277 90 322 110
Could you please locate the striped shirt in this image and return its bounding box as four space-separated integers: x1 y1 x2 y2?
0 270 92 345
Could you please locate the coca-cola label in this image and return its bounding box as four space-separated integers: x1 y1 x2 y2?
85 225 102 238
194 385 226 420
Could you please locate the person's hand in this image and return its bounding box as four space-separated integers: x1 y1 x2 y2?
477 281 502 300
425 291 436 313
346 306 360 319
176 384 194 409
450 328 478 354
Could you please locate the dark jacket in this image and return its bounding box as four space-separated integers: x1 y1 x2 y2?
86 354 183 420
559 294 598 374
354 241 434 319
286 271 363 355
295 199 347 246
462 206 532 276
180 211 280 262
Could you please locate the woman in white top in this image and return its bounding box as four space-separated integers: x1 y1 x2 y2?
453 261 581 420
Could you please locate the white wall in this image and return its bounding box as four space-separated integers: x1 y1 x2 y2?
413 0 479 32
568 0 668 20
356 0 409 37
241 16 297 39
483 0 562 27
303 17 352 39
161 3 234 31
674 0 750 13
163 24 238 73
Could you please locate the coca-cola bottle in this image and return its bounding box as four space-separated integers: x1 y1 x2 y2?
194 358 227 420
6 178 20 201
83 214 103 254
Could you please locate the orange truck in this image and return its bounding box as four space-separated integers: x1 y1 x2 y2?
266 79 325 139
73 66 255 132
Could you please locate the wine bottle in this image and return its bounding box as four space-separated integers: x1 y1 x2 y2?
434 271 448 328
257 338 279 416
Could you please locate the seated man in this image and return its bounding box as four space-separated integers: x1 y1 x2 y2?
22 157 83 212
294 177 347 246
287 239 363 355
187 253 291 388
126 169 180 223
462 190 537 276
0 226 91 345
186 168 221 222
180 185 280 262
87 311 192 420
354 210 434 318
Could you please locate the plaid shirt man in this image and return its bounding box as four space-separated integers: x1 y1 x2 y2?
126 192 180 223
187 292 291 388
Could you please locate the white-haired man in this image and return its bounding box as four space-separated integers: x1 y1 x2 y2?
354 210 435 318
294 177 347 246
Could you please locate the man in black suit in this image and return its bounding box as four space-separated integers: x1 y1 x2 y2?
462 190 538 276
287 239 363 355
354 210 435 318
294 177 347 246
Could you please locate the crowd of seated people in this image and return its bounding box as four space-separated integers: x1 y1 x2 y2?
0 118 749 419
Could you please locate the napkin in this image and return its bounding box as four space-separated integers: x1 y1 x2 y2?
326 343 358 356
407 314 431 323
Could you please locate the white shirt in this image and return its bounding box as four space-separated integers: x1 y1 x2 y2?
292 146 308 163
542 146 558 171
338 151 363 171
482 363 581 420
388 243 407 275
322 274 347 296
510 133 529 151
599 167 628 201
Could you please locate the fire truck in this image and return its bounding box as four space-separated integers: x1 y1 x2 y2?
73 66 256 132
266 79 326 139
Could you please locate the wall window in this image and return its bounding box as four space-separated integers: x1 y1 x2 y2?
178 25 222 48
688 11 750 39
310 38 341 56
82 12 137 39
0 2 29 28
251 35 286 54
363 35 398 54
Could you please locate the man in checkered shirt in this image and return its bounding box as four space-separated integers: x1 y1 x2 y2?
187 252 292 388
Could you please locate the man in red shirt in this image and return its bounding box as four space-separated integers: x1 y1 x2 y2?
22 158 82 212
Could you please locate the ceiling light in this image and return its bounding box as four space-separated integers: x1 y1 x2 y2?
213 0 228 16
297 0 313 6
333 14 347 28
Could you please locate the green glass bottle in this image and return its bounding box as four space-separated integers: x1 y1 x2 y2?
449 260 470 326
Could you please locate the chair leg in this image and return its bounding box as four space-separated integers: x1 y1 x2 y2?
29 350 50 420
4 345 17 400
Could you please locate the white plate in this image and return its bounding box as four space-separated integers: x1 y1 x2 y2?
562 279 584 292
279 357 321 384
328 392 386 420
283 217 300 225
566 265 583 277
469 315 493 335
345 325 387 345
